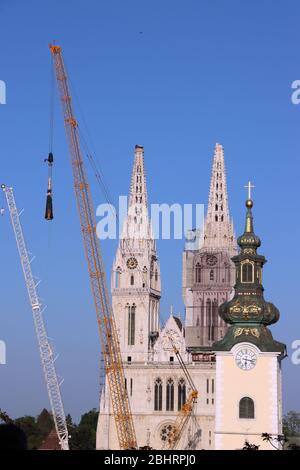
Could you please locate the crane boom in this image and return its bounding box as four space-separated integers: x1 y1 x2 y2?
1 185 69 450
165 334 198 450
49 44 137 450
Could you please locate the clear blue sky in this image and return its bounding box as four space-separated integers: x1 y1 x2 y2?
0 0 299 422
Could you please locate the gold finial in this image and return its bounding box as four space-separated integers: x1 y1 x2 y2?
244 181 254 208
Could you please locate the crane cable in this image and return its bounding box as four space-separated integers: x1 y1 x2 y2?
78 129 150 293
61 58 153 290
55 55 155 305
49 50 55 154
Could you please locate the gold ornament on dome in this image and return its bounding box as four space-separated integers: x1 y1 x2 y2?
234 327 260 338
229 302 261 319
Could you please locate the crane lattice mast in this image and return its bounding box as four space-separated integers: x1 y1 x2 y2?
49 44 137 450
2 185 69 450
165 334 198 450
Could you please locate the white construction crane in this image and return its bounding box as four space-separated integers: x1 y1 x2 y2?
1 184 69 450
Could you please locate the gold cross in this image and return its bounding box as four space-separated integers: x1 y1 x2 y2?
244 181 255 199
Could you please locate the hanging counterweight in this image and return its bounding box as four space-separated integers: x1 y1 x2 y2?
44 152 54 220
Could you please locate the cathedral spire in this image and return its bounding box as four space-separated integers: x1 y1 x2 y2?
122 145 152 241
204 143 236 250
129 144 148 210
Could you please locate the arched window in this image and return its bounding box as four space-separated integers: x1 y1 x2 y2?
115 267 121 288
166 378 174 411
128 304 136 346
178 379 186 411
242 262 253 283
155 269 158 282
215 215 218 221
195 263 201 283
211 300 218 341
142 266 147 288
154 378 162 411
215 204 218 211
239 397 255 419
200 301 205 327
206 298 212 340
130 275 134 286
210 269 214 281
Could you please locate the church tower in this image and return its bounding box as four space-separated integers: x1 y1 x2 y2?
183 143 237 350
112 145 161 363
213 190 286 450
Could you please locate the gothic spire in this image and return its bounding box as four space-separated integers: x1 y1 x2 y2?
203 143 236 250
121 145 152 242
129 144 148 209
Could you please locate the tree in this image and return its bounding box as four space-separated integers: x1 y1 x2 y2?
69 409 98 450
283 411 300 437
242 440 259 450
0 409 12 424
261 433 287 450
36 408 54 438
14 415 40 449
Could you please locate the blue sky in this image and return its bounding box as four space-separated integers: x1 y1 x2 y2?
0 0 299 422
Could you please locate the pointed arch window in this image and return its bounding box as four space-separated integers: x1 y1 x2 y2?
178 379 186 411
130 275 134 286
241 262 254 283
195 263 201 283
215 204 218 211
166 378 174 411
115 267 121 288
142 266 147 288
128 304 136 346
210 269 214 281
211 300 218 341
154 378 162 411
239 397 255 419
215 215 218 222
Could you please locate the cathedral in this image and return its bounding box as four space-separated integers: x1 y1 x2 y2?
96 143 286 450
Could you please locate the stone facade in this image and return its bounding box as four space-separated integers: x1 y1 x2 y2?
96 143 236 450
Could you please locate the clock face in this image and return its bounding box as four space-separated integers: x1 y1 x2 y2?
127 257 138 269
235 348 257 371
206 255 217 266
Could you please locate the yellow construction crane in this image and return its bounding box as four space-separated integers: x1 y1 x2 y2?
165 334 198 450
49 44 137 450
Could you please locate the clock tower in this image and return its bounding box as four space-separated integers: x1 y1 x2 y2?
213 191 286 450
112 145 161 363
